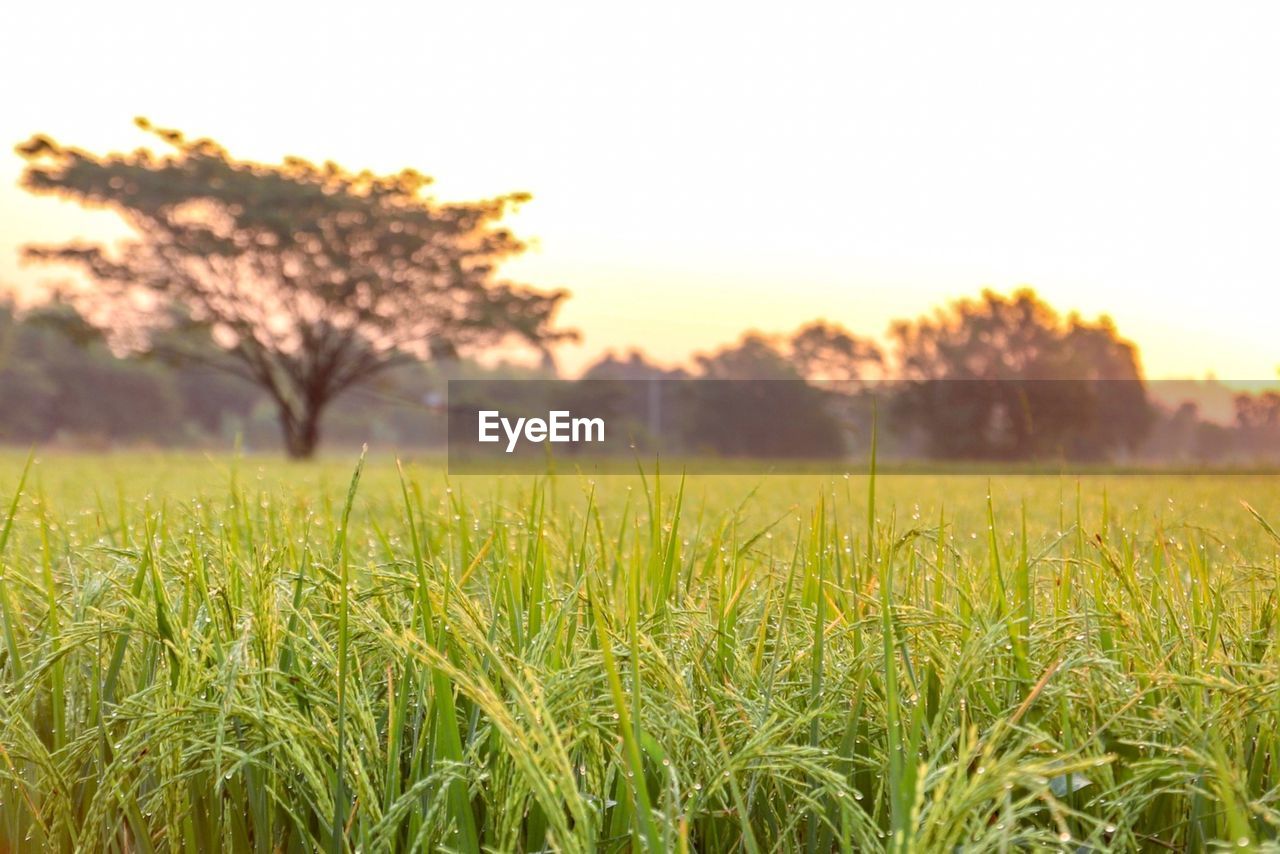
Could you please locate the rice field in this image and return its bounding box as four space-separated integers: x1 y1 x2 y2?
2 450 1280 852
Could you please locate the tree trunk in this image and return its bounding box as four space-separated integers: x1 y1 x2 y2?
280 405 323 460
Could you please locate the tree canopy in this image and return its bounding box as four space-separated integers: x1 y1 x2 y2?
680 323 880 458
890 288 1152 460
16 120 574 457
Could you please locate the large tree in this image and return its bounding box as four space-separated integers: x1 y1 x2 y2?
16 120 574 457
890 288 1151 460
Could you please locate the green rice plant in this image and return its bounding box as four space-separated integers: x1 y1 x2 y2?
0 451 1279 851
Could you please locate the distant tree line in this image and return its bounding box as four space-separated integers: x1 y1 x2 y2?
583 290 1278 465
5 122 1277 463
0 299 550 451
6 288 1276 465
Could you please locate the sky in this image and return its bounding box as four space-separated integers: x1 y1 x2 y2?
1 0 1277 379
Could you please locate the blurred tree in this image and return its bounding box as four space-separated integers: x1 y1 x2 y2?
890 288 1151 460
1234 390 1280 431
1234 390 1280 457
787 321 883 385
582 349 688 381
16 120 575 458
1058 316 1153 458
0 299 184 443
686 332 846 458
695 332 800 381
585 323 882 385
0 303 57 440
579 326 880 459
577 350 689 449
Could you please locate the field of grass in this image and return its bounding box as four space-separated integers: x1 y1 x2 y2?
2 451 1280 852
